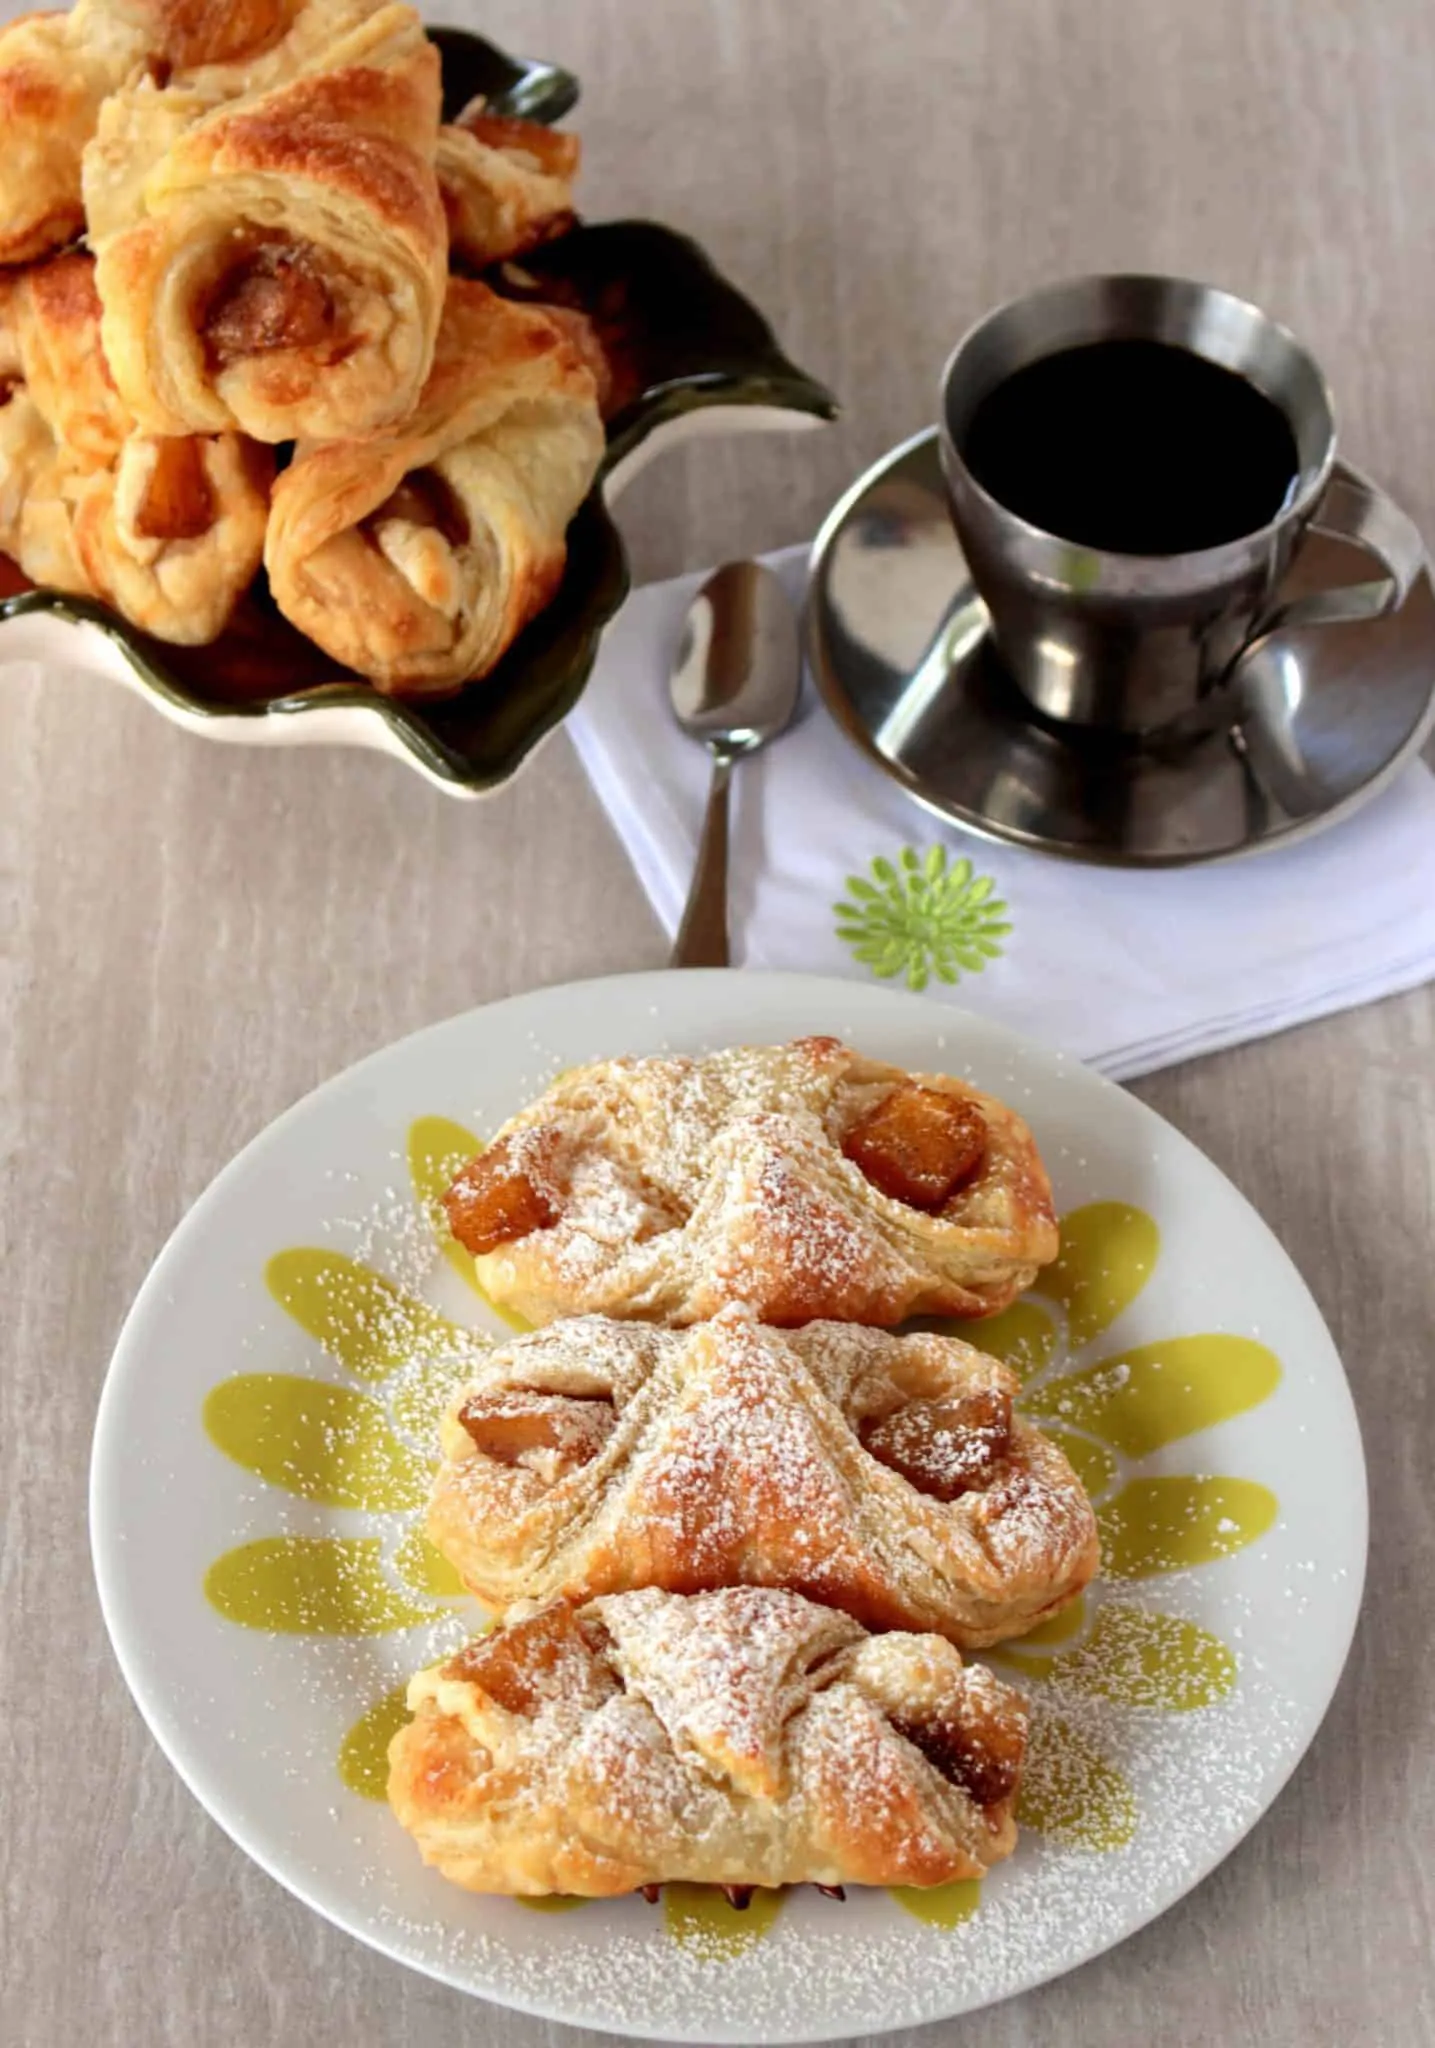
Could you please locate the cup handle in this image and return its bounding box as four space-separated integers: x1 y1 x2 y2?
1255 470 1426 637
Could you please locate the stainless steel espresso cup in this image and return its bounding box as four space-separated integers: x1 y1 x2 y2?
939 274 1426 733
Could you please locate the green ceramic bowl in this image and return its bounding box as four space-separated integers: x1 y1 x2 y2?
0 30 837 796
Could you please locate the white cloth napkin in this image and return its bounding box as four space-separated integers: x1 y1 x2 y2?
568 546 1435 1079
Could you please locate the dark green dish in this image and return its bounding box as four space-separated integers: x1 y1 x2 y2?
0 30 836 796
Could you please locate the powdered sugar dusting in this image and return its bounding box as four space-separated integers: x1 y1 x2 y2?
367 1622 1311 2041
480 1040 1054 1325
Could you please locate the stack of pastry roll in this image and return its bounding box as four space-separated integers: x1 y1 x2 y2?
386 1039 1103 1903
0 0 601 676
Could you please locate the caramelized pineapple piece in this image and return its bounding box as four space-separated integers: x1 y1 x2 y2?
458 1387 615 1482
861 1387 1011 1502
444 1130 563 1255
132 437 215 541
842 1085 986 1211
448 1604 603 1718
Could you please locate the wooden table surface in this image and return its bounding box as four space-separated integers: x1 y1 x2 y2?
3 2 1432 2042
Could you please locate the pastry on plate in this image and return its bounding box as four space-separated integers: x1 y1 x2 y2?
388 1585 1028 1897
428 1310 1098 1645
264 276 604 694
0 251 272 641
438 103 579 268
443 1036 1058 1327
84 4 446 442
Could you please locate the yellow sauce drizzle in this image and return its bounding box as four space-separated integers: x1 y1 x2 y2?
204 1536 432 1633
966 1299 1057 1382
394 1525 466 1598
1097 1475 1278 1577
203 1373 427 1511
1026 1336 1281 1456
1003 1601 1236 1710
1018 1712 1138 1851
266 1249 471 1381
663 1884 785 1957
338 1679 412 1799
1031 1202 1160 1346
890 1878 982 1927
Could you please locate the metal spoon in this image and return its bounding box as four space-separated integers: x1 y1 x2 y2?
668 560 803 968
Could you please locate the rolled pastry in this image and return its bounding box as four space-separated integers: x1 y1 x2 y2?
0 254 272 641
72 430 274 642
388 1587 1029 1897
0 392 91 594
0 6 144 266
86 4 446 441
428 1310 1099 1645
0 0 330 268
2 252 131 467
0 398 273 643
437 103 579 268
160 0 394 101
264 276 604 694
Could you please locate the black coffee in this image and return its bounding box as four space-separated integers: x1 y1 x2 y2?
959 339 1300 555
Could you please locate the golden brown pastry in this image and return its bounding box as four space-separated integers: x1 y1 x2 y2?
264 276 604 694
0 6 144 267
72 429 273 641
100 0 314 76
437 103 579 268
427 1310 1098 1646
443 1037 1059 1328
0 252 272 639
3 252 131 466
0 401 273 643
0 0 334 269
388 1587 1028 1897
85 4 446 442
0 392 91 593
145 0 381 96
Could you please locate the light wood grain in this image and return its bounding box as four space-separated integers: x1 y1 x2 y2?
2 1 1434 2042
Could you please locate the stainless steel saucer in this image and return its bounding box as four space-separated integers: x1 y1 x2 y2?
806 428 1435 866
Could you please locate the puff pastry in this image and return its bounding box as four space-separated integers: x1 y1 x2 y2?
72 428 273 641
443 1036 1059 1328
0 5 145 266
0 391 90 593
428 1310 1097 1645
0 254 272 639
264 276 603 694
438 103 579 268
1 252 132 466
85 4 446 441
0 0 332 269
388 1586 1028 1896
0 402 273 642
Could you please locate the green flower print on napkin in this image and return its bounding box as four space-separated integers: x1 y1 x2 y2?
835 846 1011 990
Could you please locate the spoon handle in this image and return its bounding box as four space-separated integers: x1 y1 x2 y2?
671 746 735 968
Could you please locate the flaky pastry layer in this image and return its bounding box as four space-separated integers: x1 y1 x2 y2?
388 1586 1029 1896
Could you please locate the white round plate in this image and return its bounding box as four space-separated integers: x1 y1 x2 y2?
91 971 1366 2042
